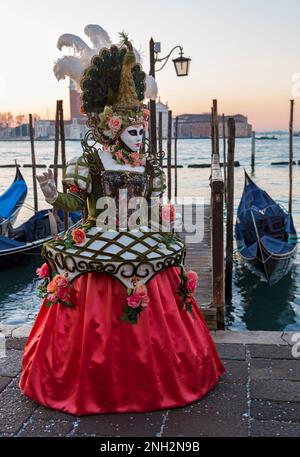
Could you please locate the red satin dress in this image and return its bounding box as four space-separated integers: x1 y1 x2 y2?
20 267 224 415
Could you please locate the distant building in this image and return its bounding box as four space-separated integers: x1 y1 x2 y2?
34 118 88 140
156 98 169 138
176 113 252 138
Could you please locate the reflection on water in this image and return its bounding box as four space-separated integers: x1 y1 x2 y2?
226 256 298 331
0 258 41 325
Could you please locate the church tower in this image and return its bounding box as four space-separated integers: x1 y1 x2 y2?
69 80 85 120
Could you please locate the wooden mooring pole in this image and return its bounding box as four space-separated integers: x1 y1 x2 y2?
158 111 163 167
174 116 178 199
29 113 38 212
289 100 294 214
149 38 157 156
225 117 236 299
222 114 227 202
251 130 256 174
212 99 219 157
58 100 68 230
211 107 215 156
167 110 172 201
211 99 225 329
53 101 60 187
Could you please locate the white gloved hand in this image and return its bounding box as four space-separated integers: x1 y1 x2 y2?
36 168 58 204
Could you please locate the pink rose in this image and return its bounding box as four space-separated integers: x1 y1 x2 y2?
186 270 198 293
47 293 57 303
161 204 176 223
115 150 124 161
108 115 122 132
133 283 149 307
36 262 50 279
130 152 140 161
127 293 142 309
71 228 86 245
134 283 147 297
56 286 69 302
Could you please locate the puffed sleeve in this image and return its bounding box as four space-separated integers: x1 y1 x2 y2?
52 156 92 212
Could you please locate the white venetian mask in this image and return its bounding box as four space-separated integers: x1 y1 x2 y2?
120 124 144 152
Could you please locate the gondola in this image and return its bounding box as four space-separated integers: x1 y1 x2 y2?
0 209 81 270
235 171 298 286
0 165 28 235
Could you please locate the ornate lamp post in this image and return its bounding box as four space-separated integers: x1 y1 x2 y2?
149 39 191 153
155 44 191 76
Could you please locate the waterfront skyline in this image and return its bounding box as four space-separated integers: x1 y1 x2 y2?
1 0 300 130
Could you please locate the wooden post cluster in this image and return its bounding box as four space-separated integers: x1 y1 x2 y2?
210 99 225 329
28 113 38 212
289 100 294 214
225 117 236 299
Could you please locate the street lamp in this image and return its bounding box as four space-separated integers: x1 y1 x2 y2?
154 44 191 77
172 52 191 77
148 39 191 154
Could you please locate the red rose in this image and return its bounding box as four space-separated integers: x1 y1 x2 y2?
71 228 86 245
69 184 79 194
36 262 50 279
127 293 142 309
161 204 176 223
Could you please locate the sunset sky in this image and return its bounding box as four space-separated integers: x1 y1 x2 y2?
1 0 300 130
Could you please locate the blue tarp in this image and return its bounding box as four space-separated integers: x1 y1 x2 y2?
261 235 293 255
240 242 258 260
0 178 27 219
0 235 25 250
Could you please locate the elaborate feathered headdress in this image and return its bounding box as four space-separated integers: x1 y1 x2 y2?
53 25 156 145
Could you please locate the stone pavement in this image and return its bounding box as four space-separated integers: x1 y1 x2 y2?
0 329 299 437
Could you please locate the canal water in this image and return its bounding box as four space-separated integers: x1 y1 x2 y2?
0 135 299 331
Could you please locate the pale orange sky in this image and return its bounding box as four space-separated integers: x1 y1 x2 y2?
1 0 300 130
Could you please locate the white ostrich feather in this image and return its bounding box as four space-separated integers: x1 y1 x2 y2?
145 75 158 100
57 33 95 65
84 24 112 49
53 56 85 90
54 24 158 100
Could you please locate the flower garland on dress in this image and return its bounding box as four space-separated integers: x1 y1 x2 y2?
37 228 88 308
36 263 73 308
177 268 198 317
121 279 149 324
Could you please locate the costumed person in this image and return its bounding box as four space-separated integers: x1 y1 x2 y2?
19 27 224 415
